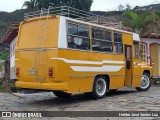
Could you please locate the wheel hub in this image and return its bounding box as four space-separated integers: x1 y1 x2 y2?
96 78 106 96
140 75 150 89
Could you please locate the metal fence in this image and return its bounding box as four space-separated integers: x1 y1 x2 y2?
24 6 122 28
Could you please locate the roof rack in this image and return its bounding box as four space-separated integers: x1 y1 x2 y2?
24 6 122 28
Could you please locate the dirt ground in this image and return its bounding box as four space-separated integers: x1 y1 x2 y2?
0 86 160 120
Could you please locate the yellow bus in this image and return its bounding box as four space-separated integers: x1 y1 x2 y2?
15 6 152 99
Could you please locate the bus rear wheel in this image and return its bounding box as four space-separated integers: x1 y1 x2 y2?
89 76 108 99
136 72 151 91
53 91 72 98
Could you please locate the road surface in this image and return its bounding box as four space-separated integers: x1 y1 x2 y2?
0 86 159 120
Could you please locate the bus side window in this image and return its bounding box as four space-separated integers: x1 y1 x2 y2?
92 29 112 53
133 41 139 58
67 23 90 50
114 33 123 54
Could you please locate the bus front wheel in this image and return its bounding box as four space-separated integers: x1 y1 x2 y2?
53 91 72 98
136 72 151 91
89 76 108 99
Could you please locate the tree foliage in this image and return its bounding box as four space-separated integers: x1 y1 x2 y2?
118 4 132 11
0 52 8 60
122 10 160 34
23 0 38 11
125 4 132 11
118 4 124 11
23 0 93 11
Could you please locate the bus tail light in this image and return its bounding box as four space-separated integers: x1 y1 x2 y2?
16 67 19 75
49 67 53 77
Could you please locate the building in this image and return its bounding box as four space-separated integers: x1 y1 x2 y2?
141 33 160 79
2 23 19 80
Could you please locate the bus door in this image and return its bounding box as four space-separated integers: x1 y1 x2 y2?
124 45 132 86
131 41 142 87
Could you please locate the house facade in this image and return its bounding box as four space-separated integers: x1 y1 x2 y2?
10 37 17 79
141 34 160 79
2 23 19 80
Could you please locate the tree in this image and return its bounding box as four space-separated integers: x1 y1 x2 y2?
144 11 160 33
122 10 160 34
125 4 132 11
22 0 38 11
118 4 124 11
133 6 142 11
36 0 93 11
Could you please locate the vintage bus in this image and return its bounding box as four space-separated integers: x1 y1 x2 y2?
15 7 152 99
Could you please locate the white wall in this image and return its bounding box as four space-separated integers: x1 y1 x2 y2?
10 36 17 79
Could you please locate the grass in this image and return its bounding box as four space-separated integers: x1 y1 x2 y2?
0 80 5 92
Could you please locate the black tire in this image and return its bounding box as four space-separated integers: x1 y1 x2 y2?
53 91 72 98
136 72 151 91
109 89 117 92
90 76 108 99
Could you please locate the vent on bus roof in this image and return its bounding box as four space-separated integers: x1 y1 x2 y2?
24 6 122 28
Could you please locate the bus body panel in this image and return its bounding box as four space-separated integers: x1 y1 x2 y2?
123 33 133 45
15 15 152 93
57 49 126 92
16 16 60 50
16 48 126 93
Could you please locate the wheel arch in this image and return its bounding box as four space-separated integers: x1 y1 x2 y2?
143 70 150 76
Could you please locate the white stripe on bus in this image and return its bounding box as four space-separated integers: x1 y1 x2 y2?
51 58 125 65
70 65 124 72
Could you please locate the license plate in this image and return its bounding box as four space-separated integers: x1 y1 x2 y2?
29 69 37 75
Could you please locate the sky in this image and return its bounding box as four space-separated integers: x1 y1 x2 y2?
0 0 159 12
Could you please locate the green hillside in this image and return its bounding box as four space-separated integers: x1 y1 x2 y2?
0 9 29 40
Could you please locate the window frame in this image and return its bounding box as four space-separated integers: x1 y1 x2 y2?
141 43 147 62
113 32 123 54
67 22 90 51
92 28 113 53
